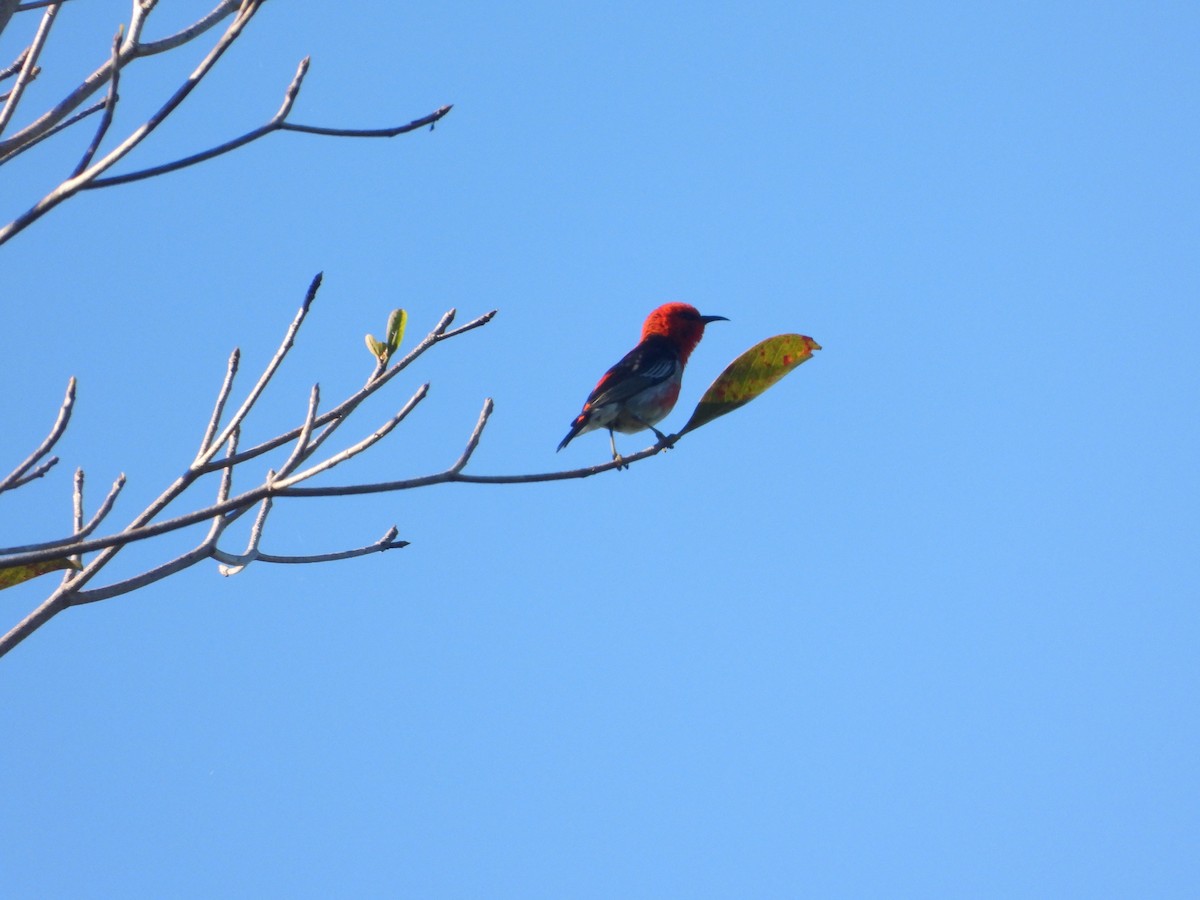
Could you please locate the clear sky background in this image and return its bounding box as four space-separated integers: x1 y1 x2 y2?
2 2 1198 896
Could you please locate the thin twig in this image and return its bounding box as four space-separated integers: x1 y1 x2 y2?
275 384 319 478
195 309 496 477
122 0 157 53
272 384 430 490
63 467 84 581
2 457 59 491
0 377 75 493
0 415 666 568
449 398 493 474
0 0 58 136
0 304 503 568
82 70 451 190
69 540 216 605
204 427 238 545
215 492 272 575
0 0 239 160
0 69 42 105
277 107 452 139
71 467 84 533
0 471 122 553
0 99 102 164
0 0 263 246
78 474 125 539
236 526 408 565
70 26 123 177
197 348 239 458
0 290 510 657
135 0 237 55
0 47 30 82
198 271 320 466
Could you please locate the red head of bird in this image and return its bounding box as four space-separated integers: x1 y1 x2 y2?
640 302 729 364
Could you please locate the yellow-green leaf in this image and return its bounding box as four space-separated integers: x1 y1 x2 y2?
365 333 388 364
386 309 407 354
0 557 81 591
680 334 821 435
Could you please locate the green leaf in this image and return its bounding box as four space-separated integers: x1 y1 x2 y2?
680 333 821 435
385 309 408 354
0 556 81 591
365 333 388 364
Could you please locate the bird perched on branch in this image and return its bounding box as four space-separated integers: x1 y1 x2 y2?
557 302 728 466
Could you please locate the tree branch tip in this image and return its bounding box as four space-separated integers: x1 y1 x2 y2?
303 271 323 306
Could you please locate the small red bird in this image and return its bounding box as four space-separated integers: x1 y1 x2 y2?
558 302 728 465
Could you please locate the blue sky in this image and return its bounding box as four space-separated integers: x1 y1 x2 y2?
2 1 1198 896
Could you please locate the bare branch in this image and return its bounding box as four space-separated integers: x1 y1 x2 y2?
274 54 309 120
71 467 84 532
251 526 408 565
197 272 320 467
1 456 58 491
197 348 240 459
215 492 272 576
78 474 125 539
81 52 452 191
204 427 239 545
0 67 42 105
70 26 123 177
279 437 677 497
135 0 238 55
69 540 215 605
0 47 30 82
272 384 430 490
0 0 264 246
122 0 157 53
438 309 498 341
0 0 58 136
0 0 239 158
1 377 75 494
449 398 494 474
0 297 502 577
0 99 102 164
278 106 453 139
275 384 319 478
194 308 492 477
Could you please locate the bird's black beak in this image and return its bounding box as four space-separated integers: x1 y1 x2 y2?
701 314 729 324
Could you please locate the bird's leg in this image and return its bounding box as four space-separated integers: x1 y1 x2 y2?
608 429 628 470
629 414 672 449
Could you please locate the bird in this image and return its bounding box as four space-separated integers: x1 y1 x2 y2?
557 302 728 466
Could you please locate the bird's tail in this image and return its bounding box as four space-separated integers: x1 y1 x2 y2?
557 413 589 452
